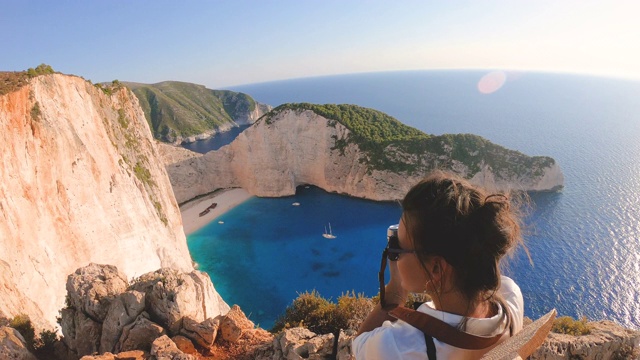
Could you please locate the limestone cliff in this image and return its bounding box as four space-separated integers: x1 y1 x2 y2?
162 107 564 204
0 74 195 329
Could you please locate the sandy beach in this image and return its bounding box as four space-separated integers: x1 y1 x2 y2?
180 188 253 235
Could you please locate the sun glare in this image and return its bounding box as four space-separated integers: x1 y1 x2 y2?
477 71 507 94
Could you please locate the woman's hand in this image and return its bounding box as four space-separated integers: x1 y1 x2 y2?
356 259 408 335
385 260 408 305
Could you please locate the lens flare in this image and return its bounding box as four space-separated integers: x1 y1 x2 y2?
478 71 507 94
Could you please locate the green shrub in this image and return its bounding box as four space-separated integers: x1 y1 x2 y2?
552 316 592 335
34 64 54 75
9 314 35 350
335 291 376 331
272 290 376 335
30 102 41 121
34 329 58 357
26 64 54 78
272 290 334 334
117 108 130 129
134 162 154 187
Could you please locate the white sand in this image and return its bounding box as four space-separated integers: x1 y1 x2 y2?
180 188 253 235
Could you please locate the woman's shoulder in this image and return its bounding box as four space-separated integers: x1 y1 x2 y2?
498 276 523 305
499 276 524 331
353 319 427 359
499 276 520 292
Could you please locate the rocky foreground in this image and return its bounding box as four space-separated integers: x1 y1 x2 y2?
2 264 638 360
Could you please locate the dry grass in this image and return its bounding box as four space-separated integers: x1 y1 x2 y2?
0 71 30 96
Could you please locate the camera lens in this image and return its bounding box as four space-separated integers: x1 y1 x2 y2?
386 224 400 261
387 224 399 239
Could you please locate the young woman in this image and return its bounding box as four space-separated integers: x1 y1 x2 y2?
353 171 526 359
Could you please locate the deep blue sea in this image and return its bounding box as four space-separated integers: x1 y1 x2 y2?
187 70 640 330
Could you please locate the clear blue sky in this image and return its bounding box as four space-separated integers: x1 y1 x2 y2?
2 0 639 88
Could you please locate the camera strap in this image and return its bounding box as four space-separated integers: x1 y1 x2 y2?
387 304 511 350
379 237 513 353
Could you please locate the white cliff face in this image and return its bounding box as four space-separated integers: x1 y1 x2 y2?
234 102 272 126
0 74 194 329
470 162 565 193
165 110 418 202
164 109 564 204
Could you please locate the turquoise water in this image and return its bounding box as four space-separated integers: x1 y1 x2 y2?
188 187 402 329
188 71 640 330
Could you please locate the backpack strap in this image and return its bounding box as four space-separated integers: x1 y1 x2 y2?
388 305 508 350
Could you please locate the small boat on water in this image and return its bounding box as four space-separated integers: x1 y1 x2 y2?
322 223 337 239
292 202 300 206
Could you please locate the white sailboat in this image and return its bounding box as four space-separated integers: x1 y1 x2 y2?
322 222 337 239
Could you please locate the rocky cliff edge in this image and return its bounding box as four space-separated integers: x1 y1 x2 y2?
0 74 196 329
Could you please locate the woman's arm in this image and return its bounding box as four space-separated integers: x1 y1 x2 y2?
356 261 408 335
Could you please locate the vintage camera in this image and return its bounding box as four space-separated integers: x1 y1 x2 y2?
387 224 399 251
387 224 399 246
379 224 400 307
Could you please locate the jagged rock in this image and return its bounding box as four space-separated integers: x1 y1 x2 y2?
74 310 103 357
54 339 77 360
100 290 146 353
66 264 129 322
179 316 219 349
187 271 230 323
336 329 356 360
0 326 37 360
171 335 197 355
60 307 78 352
129 268 229 335
58 264 229 357
218 305 255 343
79 350 147 360
80 353 116 360
114 350 147 359
234 328 276 360
116 314 165 353
0 73 194 329
531 320 640 359
274 327 335 360
150 335 194 360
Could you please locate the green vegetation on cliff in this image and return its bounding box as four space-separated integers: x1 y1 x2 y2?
124 81 258 142
265 103 555 177
0 64 56 96
552 316 592 335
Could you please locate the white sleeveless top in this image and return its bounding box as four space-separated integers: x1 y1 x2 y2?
352 276 524 360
